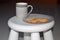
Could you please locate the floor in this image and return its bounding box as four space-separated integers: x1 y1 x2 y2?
0 3 60 40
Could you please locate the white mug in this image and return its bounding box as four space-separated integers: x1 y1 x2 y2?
16 2 33 20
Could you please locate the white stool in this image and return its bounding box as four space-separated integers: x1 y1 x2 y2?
8 14 55 40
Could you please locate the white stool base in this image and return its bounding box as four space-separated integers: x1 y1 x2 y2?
44 30 53 40
31 33 41 40
8 30 19 40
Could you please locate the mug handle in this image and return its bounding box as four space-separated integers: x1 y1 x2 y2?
27 5 33 16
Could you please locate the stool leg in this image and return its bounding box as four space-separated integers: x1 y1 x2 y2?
24 33 31 40
8 30 19 40
31 33 41 40
43 30 53 40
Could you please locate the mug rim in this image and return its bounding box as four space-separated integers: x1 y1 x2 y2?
16 2 28 5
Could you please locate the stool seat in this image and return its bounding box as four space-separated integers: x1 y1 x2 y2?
8 14 55 32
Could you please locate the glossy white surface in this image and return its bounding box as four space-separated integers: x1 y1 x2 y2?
8 14 55 40
8 30 19 40
16 2 27 5
31 33 41 40
8 14 55 32
43 30 54 40
16 3 33 21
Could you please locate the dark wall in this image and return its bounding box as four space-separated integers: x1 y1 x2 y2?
0 0 57 6
58 0 60 4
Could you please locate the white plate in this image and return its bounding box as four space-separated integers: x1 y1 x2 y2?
24 14 54 24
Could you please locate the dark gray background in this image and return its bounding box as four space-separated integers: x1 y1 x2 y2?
0 2 60 40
